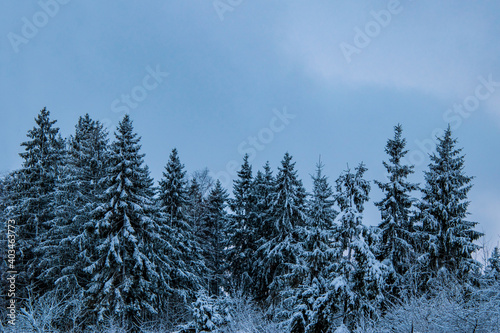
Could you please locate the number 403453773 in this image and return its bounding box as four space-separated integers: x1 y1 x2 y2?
7 219 16 269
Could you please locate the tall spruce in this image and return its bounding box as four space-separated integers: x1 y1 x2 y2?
202 180 229 296
250 162 275 297
159 148 189 224
157 148 206 304
311 163 385 331
374 124 419 300
10 107 65 295
303 159 338 282
484 247 500 283
337 163 384 329
84 115 160 330
283 159 338 333
254 153 307 308
335 163 371 263
252 162 275 246
227 154 256 290
36 114 110 295
418 126 482 281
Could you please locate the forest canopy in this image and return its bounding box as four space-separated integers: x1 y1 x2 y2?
0 108 498 333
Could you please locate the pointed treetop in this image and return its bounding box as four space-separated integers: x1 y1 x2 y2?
385 124 408 165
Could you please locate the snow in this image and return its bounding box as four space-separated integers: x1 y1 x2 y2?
334 324 350 333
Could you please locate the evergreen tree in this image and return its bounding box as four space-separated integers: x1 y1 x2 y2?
418 126 482 282
157 149 206 304
202 180 229 296
84 115 160 330
484 247 500 283
284 160 338 333
10 107 65 295
68 114 110 195
337 163 384 329
303 159 338 284
254 153 307 308
36 114 110 296
374 124 419 300
335 163 371 263
250 162 275 298
159 148 189 224
227 154 256 290
311 163 384 331
252 162 275 246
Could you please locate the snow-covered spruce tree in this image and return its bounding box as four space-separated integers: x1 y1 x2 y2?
305 160 338 280
250 162 276 298
418 126 482 284
374 124 419 301
227 154 256 291
252 162 275 238
201 180 230 296
157 148 207 307
338 163 385 329
484 247 500 283
180 289 234 332
159 148 189 223
282 159 338 333
8 107 65 296
84 115 160 331
35 114 111 299
312 163 385 331
253 153 307 311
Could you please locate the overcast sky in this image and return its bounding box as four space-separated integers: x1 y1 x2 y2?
1 1 499 249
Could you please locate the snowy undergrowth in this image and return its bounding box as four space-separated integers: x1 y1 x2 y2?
178 291 280 333
1 291 279 333
221 295 280 333
365 285 500 333
4 288 500 333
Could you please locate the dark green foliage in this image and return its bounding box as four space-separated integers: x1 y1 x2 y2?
418 126 483 282
253 153 307 307
283 160 338 333
84 115 160 330
202 180 229 296
374 125 419 302
157 149 207 306
10 107 65 295
37 114 110 296
227 154 256 291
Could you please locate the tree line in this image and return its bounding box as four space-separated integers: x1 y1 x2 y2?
0 107 498 332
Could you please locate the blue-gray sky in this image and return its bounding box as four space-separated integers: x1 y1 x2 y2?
1 1 499 250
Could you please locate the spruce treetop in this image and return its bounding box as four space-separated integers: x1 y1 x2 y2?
159 148 189 222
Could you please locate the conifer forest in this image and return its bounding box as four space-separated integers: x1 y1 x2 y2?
1 108 498 333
